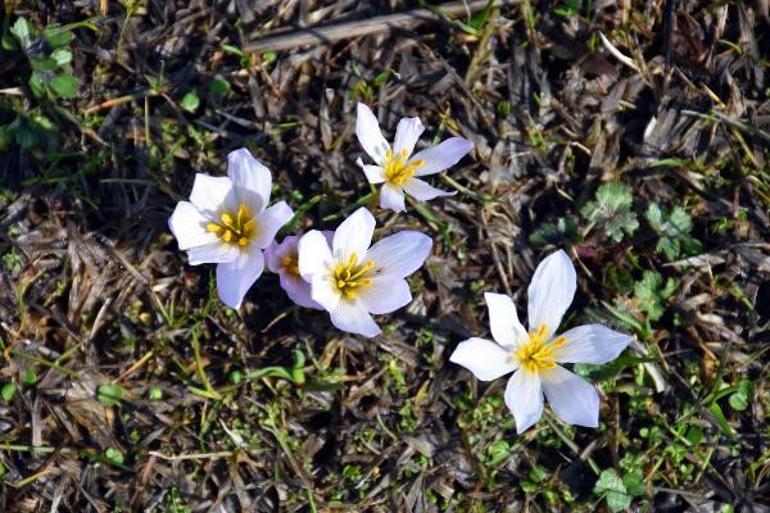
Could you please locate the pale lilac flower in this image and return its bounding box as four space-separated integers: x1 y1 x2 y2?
450 250 633 433
297 207 432 337
168 148 294 309
355 103 474 212
265 231 333 310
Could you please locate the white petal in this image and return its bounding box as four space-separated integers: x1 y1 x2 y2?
333 207 375 260
227 148 272 212
449 337 518 381
310 274 341 312
411 137 474 176
279 273 322 310
527 249 576 339
168 201 218 250
252 201 294 249
330 299 381 338
187 241 240 265
298 230 333 281
484 292 528 348
357 276 411 314
554 324 633 364
365 231 432 279
403 178 455 201
189 174 236 217
541 365 599 428
356 157 385 184
393 117 424 158
356 103 390 165
505 369 544 434
216 248 265 309
379 184 406 212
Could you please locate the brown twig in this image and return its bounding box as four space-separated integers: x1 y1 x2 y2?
243 0 519 53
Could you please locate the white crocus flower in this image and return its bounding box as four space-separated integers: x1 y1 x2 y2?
297 207 432 337
168 148 294 309
355 103 474 212
450 250 633 434
265 232 333 310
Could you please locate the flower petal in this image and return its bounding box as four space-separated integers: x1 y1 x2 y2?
411 137 474 176
357 276 411 314
365 231 432 278
379 184 406 212
505 369 544 434
403 178 455 201
189 174 236 217
186 241 240 265
554 324 632 364
298 230 333 281
393 117 424 158
484 292 528 348
310 274 341 312
333 207 375 260
449 337 518 381
227 148 272 212
252 201 293 249
541 365 599 428
356 103 390 165
356 157 385 184
279 273 322 310
527 249 576 339
216 248 265 309
264 236 296 273
330 299 381 338
168 201 218 250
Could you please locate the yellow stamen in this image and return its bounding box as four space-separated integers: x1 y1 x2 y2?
281 254 301 277
207 203 258 247
331 252 375 299
513 324 568 373
382 149 424 187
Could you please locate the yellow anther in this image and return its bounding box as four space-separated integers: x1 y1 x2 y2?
331 252 375 299
382 148 423 187
208 203 258 247
514 324 566 373
220 212 234 227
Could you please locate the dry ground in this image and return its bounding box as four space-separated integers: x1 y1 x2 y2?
1 1 769 512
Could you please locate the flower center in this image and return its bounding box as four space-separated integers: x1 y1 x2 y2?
513 324 567 373
332 252 375 300
382 149 424 187
281 253 301 277
206 204 257 247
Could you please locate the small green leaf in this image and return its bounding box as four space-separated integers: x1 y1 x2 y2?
594 469 632 512
623 471 645 497
43 25 74 48
180 90 200 113
51 48 73 66
97 384 124 406
487 440 512 466
29 73 46 98
105 447 125 465
262 51 277 64
1 382 16 402
22 370 37 386
50 74 77 98
728 380 751 411
30 57 59 71
148 386 163 400
581 182 638 242
10 17 34 48
209 76 230 97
